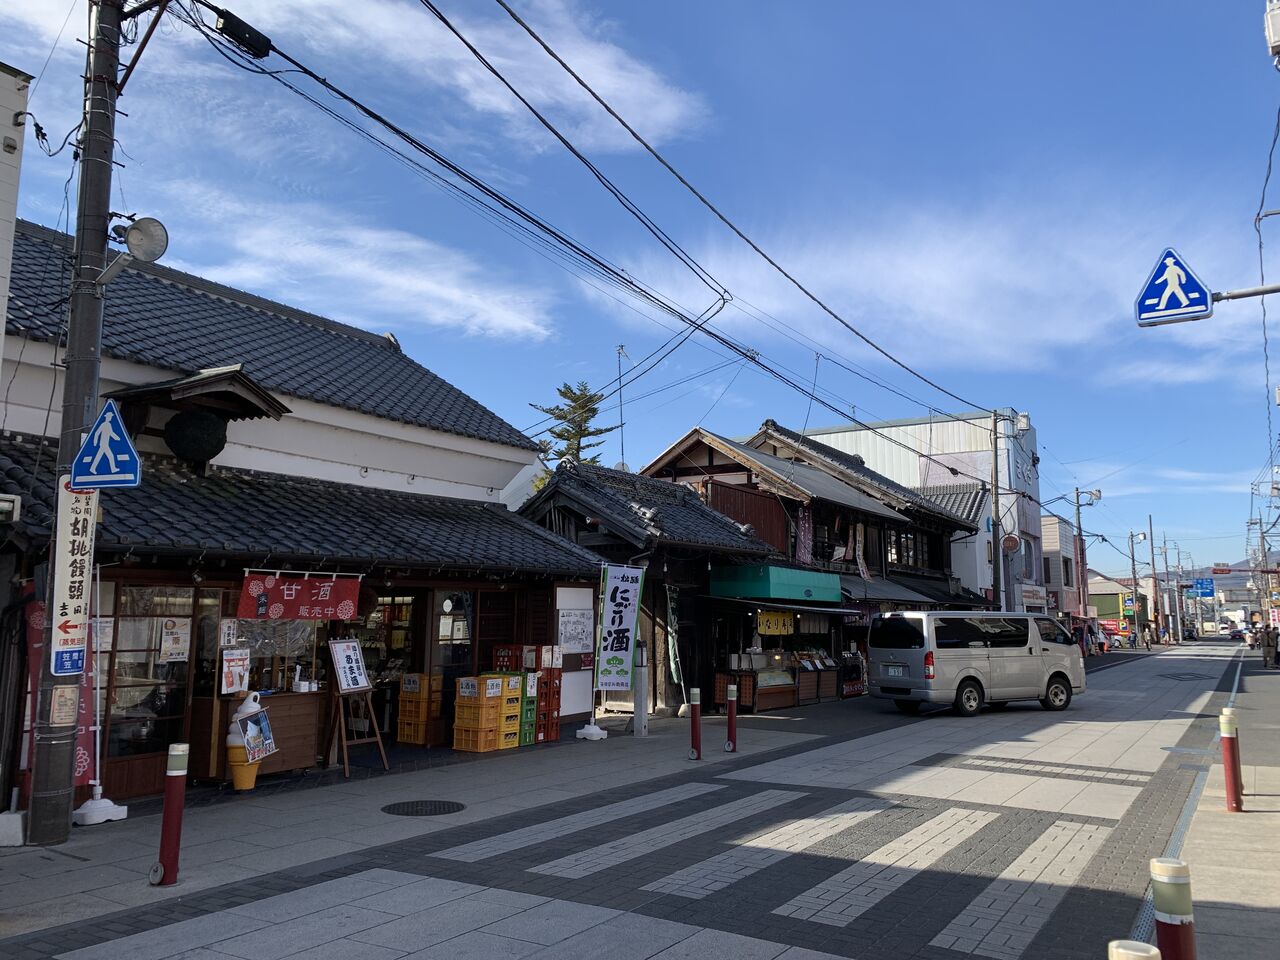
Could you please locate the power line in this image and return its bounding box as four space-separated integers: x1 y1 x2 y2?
1257 100 1280 483
489 0 988 414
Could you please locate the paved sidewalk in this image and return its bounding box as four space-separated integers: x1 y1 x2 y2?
1177 652 1280 960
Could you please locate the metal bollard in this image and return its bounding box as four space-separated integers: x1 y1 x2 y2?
1219 711 1244 812
1221 707 1244 797
689 688 702 761
150 743 189 886
725 684 738 753
1150 858 1195 960
1109 941 1161 960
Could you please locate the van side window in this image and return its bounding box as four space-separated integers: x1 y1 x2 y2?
868 618 925 649
934 618 991 649
1035 618 1075 645
986 618 1031 648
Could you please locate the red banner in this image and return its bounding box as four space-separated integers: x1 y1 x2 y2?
236 574 360 620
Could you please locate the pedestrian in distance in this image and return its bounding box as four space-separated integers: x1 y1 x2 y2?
1262 626 1278 670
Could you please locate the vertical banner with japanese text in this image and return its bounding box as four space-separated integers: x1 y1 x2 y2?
595 564 644 691
51 477 98 676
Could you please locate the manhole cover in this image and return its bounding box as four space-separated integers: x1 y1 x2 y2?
1158 673 1215 682
381 800 465 817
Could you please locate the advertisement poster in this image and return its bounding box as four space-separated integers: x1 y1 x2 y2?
91 617 115 652
757 609 794 635
237 709 278 763
237 573 359 620
558 608 592 654
221 648 250 694
219 619 239 646
159 617 191 662
595 564 644 691
329 639 372 693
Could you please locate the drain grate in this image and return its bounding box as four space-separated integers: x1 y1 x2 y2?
381 800 466 817
1158 672 1215 682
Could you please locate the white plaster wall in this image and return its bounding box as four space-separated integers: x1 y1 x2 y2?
0 341 538 501
0 64 32 376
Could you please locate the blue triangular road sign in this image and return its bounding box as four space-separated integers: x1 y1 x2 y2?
1135 248 1213 326
71 399 142 489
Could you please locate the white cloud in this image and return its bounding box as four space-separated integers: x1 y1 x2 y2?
159 182 555 339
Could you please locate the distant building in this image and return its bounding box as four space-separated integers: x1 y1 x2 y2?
1040 514 1082 618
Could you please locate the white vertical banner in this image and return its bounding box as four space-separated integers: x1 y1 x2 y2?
595 564 644 691
51 476 99 677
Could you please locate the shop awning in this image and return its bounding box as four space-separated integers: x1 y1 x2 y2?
893 573 991 608
709 595 871 616
839 574 936 605
711 564 842 602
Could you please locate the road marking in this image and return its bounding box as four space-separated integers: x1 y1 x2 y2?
774 807 998 926
642 796 895 899
527 789 806 879
931 819 1112 959
433 782 725 862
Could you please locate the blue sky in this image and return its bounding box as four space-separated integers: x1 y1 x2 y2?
4 1 1277 576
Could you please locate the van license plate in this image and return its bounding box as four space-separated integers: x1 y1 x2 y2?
886 665 906 678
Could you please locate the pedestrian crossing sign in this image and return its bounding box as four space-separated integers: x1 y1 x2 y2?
70 399 142 489
1135 248 1213 327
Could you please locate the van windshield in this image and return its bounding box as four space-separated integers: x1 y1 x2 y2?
868 617 925 649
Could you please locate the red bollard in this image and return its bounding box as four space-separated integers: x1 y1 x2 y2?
725 684 738 753
1150 858 1196 960
689 688 702 761
1222 707 1244 798
1219 712 1243 813
150 743 190 886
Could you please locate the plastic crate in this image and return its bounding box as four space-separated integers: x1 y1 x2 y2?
453 726 500 753
397 718 428 745
499 710 522 732
454 699 501 728
402 673 443 698
457 676 505 701
519 726 536 747
492 645 524 672
523 671 540 700
498 728 520 750
520 700 537 724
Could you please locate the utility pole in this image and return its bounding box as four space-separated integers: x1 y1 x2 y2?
28 0 124 846
1162 535 1182 644
990 410 1003 611
1147 514 1159 634
1073 488 1086 619
1260 511 1271 629
1128 531 1142 639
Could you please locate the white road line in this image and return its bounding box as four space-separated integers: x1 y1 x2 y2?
774 807 999 926
432 782 725 862
642 796 895 899
527 789 806 879
930 819 1112 959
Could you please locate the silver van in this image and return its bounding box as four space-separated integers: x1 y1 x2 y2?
866 611 1086 716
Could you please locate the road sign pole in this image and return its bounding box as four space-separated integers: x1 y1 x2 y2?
29 0 122 846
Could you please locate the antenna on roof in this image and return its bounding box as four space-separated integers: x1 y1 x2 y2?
614 461 631 472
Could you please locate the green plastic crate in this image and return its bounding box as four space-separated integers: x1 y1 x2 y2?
519 726 536 747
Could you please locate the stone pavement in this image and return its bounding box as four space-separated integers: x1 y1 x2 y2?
0 643 1262 960
1176 649 1280 960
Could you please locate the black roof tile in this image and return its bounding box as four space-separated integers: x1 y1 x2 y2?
0 433 598 576
913 483 989 527
7 221 537 451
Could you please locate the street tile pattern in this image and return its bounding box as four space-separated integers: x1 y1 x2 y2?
434 782 724 862
641 796 895 899
528 789 806 879
931 820 1112 959
773 807 999 925
921 754 1152 786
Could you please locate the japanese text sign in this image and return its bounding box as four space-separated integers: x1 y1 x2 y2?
237 574 359 620
757 609 795 636
51 477 99 676
595 564 644 692
329 639 371 693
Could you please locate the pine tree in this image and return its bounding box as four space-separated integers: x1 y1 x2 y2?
530 380 619 465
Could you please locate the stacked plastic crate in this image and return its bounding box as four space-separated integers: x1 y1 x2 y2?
485 673 524 750
519 671 539 746
452 676 504 752
534 646 562 743
397 673 441 745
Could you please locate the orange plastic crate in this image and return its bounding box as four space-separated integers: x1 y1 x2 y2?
397 718 428 745
455 700 501 728
498 728 520 750
452 726 500 753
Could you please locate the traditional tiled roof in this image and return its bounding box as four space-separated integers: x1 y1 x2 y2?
913 483 989 527
0 434 598 576
754 420 976 529
525 461 775 556
6 220 537 451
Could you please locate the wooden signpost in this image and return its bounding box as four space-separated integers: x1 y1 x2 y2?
322 639 388 777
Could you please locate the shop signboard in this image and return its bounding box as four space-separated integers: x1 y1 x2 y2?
595 564 644 692
159 618 191 662
557 608 593 654
50 477 99 676
329 639 372 693
1271 608 1280 627
237 709 278 763
757 609 794 635
237 573 360 620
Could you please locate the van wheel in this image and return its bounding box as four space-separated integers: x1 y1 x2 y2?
954 681 984 717
1041 676 1071 711
894 700 921 715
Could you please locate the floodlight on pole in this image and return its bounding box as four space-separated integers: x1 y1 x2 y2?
99 216 168 286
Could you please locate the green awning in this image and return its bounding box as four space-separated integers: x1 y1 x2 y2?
710 565 842 602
